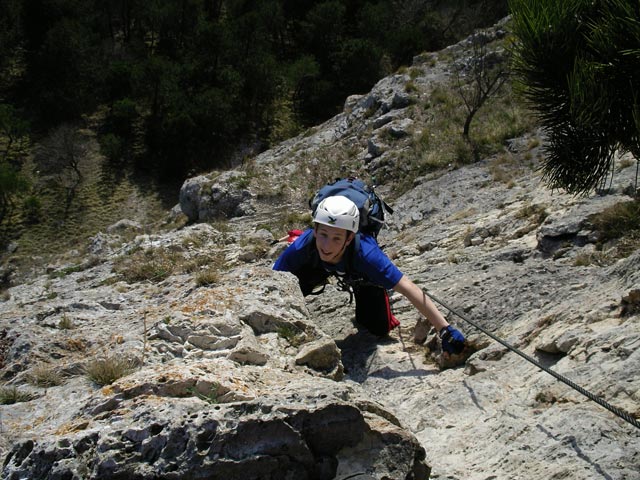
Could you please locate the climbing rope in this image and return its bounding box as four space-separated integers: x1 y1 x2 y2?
423 289 640 430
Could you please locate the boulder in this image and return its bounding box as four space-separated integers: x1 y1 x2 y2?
179 171 255 222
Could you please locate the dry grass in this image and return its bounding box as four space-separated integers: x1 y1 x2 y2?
26 364 64 388
0 386 36 404
84 355 138 386
589 199 640 244
515 202 548 225
448 208 478 222
58 314 75 330
574 250 614 267
112 247 181 283
396 80 537 195
572 200 640 264
195 268 221 287
111 240 230 285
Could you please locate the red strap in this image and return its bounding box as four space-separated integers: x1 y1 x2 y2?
384 290 400 331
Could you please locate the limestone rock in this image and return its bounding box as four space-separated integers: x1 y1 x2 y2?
179 171 255 222
295 336 342 373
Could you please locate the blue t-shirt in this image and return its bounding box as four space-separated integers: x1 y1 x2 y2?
273 229 403 289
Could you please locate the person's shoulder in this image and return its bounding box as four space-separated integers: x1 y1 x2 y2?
354 233 385 258
357 233 382 250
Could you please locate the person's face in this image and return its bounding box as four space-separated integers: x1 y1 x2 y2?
313 224 354 264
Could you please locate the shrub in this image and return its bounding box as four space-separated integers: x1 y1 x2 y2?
574 250 612 267
99 133 124 162
22 195 42 224
515 203 548 225
58 315 75 330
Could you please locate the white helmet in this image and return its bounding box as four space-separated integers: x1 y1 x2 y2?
313 196 360 233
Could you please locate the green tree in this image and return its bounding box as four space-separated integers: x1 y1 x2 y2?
0 104 30 167
0 162 29 226
0 0 24 78
454 32 509 156
510 0 640 194
9 0 510 182
36 124 88 216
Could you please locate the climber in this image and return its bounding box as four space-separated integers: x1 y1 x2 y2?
273 195 465 353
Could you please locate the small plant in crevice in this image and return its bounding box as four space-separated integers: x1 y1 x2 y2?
0 386 36 404
58 314 75 330
188 383 221 404
84 355 138 386
277 325 307 347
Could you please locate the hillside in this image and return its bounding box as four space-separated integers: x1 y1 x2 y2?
1 20 639 480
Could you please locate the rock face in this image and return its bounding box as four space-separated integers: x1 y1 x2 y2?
180 170 255 222
2 19 640 480
0 260 428 479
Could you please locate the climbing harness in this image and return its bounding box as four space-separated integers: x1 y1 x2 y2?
423 289 640 430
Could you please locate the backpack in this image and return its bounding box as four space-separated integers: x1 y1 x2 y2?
309 177 393 238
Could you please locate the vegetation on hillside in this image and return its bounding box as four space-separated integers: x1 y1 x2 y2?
0 0 509 263
1 0 508 176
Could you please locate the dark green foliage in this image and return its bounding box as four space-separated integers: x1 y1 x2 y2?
21 195 42 224
0 103 31 226
0 104 30 167
0 0 24 77
2 0 508 181
22 1 104 123
0 162 29 225
510 0 640 194
99 133 125 163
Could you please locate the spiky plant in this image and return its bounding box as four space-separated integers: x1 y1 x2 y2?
509 0 640 194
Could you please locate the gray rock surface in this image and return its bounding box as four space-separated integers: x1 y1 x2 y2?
180 170 255 222
0 259 427 479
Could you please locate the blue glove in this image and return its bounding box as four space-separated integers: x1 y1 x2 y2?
439 325 465 354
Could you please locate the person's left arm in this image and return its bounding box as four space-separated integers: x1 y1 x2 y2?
393 275 449 331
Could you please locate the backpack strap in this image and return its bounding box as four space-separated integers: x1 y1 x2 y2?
336 233 380 303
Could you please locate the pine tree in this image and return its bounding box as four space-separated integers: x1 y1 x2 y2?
510 0 640 194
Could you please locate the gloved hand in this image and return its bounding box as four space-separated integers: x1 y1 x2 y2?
439 325 465 354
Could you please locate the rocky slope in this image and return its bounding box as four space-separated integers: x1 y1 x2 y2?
2 20 639 480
